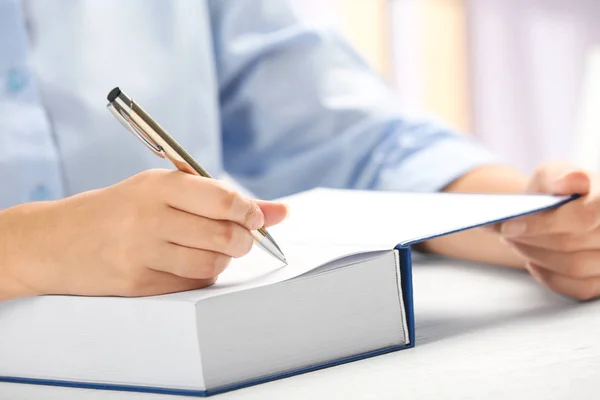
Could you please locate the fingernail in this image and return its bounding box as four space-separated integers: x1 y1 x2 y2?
555 171 588 192
249 203 265 229
501 221 526 237
283 204 290 219
553 173 571 190
556 171 575 181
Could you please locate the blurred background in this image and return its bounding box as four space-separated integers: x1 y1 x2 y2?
296 0 600 174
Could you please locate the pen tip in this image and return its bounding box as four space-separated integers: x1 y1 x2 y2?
107 87 121 102
275 253 287 265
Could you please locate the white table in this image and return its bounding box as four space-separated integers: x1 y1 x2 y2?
2 256 599 400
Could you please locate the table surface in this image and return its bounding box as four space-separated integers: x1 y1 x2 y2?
2 255 599 400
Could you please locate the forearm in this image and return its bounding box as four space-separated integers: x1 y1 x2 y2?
420 164 530 268
0 205 39 301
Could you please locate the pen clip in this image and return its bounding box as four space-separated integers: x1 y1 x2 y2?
107 102 165 158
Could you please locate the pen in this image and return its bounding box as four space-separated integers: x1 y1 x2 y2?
105 87 287 264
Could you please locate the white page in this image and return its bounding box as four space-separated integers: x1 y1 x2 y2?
154 242 368 302
269 188 571 248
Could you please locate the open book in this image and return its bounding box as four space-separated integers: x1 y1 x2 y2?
0 188 574 396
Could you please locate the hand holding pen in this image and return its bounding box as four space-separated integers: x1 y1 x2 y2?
0 86 289 302
0 101 289 302
106 87 288 264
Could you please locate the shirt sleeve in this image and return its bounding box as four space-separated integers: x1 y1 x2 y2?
0 0 65 209
208 0 499 200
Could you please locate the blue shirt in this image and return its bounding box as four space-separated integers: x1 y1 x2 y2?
0 0 495 210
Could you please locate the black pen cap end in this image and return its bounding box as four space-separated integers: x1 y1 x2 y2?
107 87 121 102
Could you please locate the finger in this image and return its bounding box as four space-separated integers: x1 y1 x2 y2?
147 271 217 295
148 241 232 280
117 270 217 297
499 194 600 237
256 200 289 228
162 171 264 230
485 163 592 234
527 262 600 301
503 231 600 252
527 161 591 195
161 207 253 258
509 241 600 279
553 171 591 195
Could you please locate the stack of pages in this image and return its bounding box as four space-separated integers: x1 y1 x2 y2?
0 188 572 396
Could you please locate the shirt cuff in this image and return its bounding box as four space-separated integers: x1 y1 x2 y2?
374 135 501 193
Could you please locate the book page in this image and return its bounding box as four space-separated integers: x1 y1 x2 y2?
268 188 572 248
153 242 371 302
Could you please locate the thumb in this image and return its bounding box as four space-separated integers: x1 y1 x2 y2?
527 161 591 195
255 200 289 228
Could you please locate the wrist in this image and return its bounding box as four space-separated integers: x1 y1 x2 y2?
420 164 531 268
443 164 529 194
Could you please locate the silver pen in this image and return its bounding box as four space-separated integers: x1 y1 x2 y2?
106 87 287 264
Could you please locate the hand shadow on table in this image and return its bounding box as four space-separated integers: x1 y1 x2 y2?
411 254 594 346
